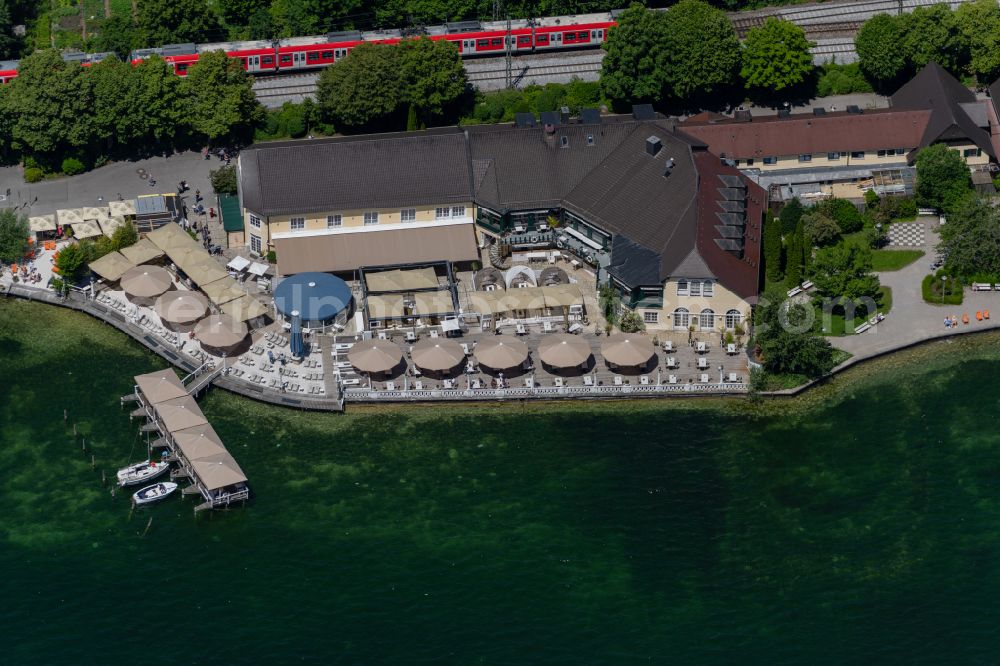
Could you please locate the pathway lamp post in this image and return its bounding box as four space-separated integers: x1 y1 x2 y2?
942 276 948 305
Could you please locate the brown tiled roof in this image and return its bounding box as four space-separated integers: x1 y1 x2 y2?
678 109 932 159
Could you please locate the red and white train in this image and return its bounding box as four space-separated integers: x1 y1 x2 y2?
0 10 621 83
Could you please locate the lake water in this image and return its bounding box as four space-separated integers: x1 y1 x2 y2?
2 298 999 663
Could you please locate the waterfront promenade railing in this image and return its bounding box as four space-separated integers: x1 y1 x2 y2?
344 382 748 402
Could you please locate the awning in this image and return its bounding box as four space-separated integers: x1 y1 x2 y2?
366 293 406 320
465 292 495 315
177 254 228 286
28 214 56 232
601 333 655 368
81 206 110 221
365 267 439 292
100 216 127 238
538 333 592 369
221 295 269 322
541 284 582 308
248 262 270 277
227 256 251 272
88 251 133 282
134 369 188 404
412 291 455 317
155 290 210 325
70 220 103 239
172 423 228 461
474 338 528 371
563 226 603 251
289 316 306 357
190 453 247 490
109 199 137 217
194 314 248 353
57 208 85 226
275 222 479 275
200 278 245 306
147 222 201 255
411 338 464 373
501 288 545 312
155 395 209 433
120 238 164 265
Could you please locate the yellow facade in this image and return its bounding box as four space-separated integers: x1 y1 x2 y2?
738 151 909 172
636 279 752 333
267 203 471 235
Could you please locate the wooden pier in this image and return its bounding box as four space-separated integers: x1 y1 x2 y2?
122 369 250 513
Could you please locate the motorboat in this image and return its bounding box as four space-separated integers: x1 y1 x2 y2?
116 459 171 487
132 482 179 506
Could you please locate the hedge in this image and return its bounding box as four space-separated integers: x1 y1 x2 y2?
922 274 963 305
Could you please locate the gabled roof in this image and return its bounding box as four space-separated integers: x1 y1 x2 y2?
240 129 474 216
890 61 995 158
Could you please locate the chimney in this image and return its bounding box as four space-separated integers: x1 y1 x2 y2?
646 135 662 156
560 106 570 124
544 123 556 135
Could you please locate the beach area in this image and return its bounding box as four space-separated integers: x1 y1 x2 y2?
3 297 1000 662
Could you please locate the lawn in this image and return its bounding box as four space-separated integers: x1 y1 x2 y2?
872 249 924 271
815 287 892 336
760 350 852 391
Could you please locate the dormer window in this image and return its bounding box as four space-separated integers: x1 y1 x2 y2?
677 279 689 296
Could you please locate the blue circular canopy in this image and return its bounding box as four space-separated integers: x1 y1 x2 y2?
274 272 352 323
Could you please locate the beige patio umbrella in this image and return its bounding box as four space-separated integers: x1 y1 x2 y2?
109 199 137 217
121 265 173 299
57 208 84 226
411 338 465 373
347 339 404 374
601 333 655 368
155 290 210 326
474 338 529 371
194 314 248 355
81 206 110 221
70 219 103 239
28 214 57 233
538 333 592 369
172 423 228 461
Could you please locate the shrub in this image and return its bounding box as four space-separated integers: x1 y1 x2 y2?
896 197 917 219
921 274 963 305
818 198 864 234
61 157 85 176
815 62 874 97
266 250 276 263
779 197 804 235
24 167 43 183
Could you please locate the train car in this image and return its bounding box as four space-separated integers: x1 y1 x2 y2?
62 50 119 67
0 59 19 84
276 29 403 71
198 40 277 73
129 43 200 76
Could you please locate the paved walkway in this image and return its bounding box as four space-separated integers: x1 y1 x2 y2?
0 151 228 246
830 218 1000 365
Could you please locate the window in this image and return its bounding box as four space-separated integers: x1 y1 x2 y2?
850 151 865 159
763 156 777 165
725 309 742 329
477 39 489 48
307 52 319 61
643 311 659 324
699 308 715 330
250 234 261 254
290 217 305 231
560 136 569 148
673 308 689 329
877 149 887 157
689 281 702 297
565 32 576 42
798 154 812 162
586 134 594 147
518 36 531 45
676 279 689 296
435 207 451 219
490 38 502 46
364 211 379 225
322 51 333 59
262 56 273 65
249 215 261 229
578 31 588 40
703 280 714 297
400 209 416 222
327 214 342 228
827 152 841 160
280 54 292 63
895 148 906 155
964 148 982 158
451 205 465 217
537 34 549 44
745 158 754 166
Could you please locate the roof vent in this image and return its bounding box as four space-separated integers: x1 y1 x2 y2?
544 122 556 135
560 135 569 148
777 109 791 119
734 109 752 122
663 157 675 177
586 134 594 146
560 106 570 124
847 105 863 114
646 136 662 156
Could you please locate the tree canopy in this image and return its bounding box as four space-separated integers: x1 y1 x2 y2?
138 0 224 47
317 43 402 130
399 38 468 125
854 14 910 90
0 208 29 263
183 50 264 141
809 241 881 301
937 196 1000 280
753 286 836 378
802 210 841 248
741 18 814 94
660 0 741 104
600 4 668 107
914 144 972 213
955 0 1000 82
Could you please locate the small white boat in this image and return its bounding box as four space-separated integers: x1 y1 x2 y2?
116 459 170 487
132 482 179 506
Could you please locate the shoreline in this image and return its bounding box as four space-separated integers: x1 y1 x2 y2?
4 282 994 410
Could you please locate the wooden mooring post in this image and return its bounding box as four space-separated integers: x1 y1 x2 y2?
141 517 152 538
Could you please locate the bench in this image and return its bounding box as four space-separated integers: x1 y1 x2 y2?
972 283 993 291
854 322 871 334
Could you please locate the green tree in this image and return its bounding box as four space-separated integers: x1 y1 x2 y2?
599 4 667 107
5 50 95 167
810 241 881 301
899 5 966 74
90 57 138 155
817 198 863 234
779 197 804 235
399 37 468 125
660 0 741 103
763 216 783 283
217 0 268 26
741 18 814 94
955 0 1000 81
182 50 263 142
785 221 802 287
316 43 402 130
753 286 835 378
802 210 840 247
855 14 909 90
55 242 87 283
210 164 238 194
915 143 972 213
0 208 29 263
138 0 223 47
110 221 138 250
937 196 1000 279
0 85 13 163
88 14 139 61
0 0 22 60
129 56 187 149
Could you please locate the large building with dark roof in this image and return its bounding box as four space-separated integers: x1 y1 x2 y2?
238 112 766 333
681 62 998 202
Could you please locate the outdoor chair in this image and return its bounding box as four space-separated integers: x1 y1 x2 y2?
614 376 623 386
728 373 740 383
700 373 709 383
543 321 553 332
554 377 564 387
640 375 649 385
584 375 594 387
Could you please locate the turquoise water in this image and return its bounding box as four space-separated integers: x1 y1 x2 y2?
2 299 1000 663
